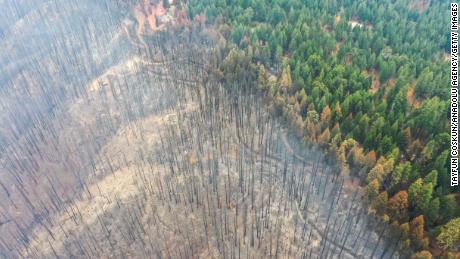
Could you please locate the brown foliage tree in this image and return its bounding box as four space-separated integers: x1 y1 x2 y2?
371 191 388 214
321 105 331 126
410 215 427 250
388 190 409 222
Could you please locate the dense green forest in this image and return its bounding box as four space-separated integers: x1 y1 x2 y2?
187 0 458 257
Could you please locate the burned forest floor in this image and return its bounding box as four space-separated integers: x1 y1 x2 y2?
0 1 399 258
